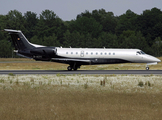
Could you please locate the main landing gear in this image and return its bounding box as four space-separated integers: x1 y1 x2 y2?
67 64 80 71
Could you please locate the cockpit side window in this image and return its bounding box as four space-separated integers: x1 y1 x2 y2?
136 51 141 55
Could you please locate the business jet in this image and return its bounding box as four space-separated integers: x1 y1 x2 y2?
4 29 161 71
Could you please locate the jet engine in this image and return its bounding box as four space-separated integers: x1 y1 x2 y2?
30 47 57 61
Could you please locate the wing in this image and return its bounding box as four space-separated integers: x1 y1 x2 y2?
51 58 91 64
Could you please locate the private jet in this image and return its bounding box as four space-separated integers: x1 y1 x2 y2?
4 29 161 71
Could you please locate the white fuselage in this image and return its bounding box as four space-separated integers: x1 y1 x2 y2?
56 48 160 64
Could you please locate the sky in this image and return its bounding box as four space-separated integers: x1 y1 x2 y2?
0 0 162 21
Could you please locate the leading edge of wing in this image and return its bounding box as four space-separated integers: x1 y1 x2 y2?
51 58 91 63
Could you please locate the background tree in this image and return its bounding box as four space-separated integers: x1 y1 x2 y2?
34 9 66 44
6 10 25 31
115 10 138 35
70 16 102 39
0 40 12 57
136 8 162 46
152 37 162 56
98 32 118 48
24 11 38 39
0 8 162 57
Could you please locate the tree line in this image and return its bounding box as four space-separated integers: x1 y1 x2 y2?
0 7 162 57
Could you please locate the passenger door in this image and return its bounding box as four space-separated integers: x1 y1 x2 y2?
80 51 84 57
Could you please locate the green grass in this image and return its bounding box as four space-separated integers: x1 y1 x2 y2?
0 74 162 119
1 84 162 120
0 57 162 120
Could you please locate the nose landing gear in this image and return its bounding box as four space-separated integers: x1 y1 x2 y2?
146 62 158 70
146 64 149 70
146 66 149 70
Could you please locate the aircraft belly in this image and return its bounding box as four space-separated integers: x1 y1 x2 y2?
91 58 130 64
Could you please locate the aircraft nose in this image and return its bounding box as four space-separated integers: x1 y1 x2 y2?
156 58 161 63
146 55 161 63
151 56 161 63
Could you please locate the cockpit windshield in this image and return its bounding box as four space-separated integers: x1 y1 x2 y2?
136 51 145 55
140 51 145 54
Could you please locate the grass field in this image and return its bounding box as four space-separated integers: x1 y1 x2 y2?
0 74 162 120
0 58 162 119
0 57 162 70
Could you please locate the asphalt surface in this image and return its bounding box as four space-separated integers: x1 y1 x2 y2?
0 70 162 75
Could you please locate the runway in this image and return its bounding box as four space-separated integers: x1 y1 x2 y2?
0 70 162 75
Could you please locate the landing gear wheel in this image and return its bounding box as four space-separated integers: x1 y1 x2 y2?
146 67 149 70
67 66 72 71
73 67 78 71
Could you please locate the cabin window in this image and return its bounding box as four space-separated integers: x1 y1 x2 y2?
109 53 111 55
100 52 103 55
66 52 68 54
105 53 107 55
113 53 115 55
86 52 88 55
96 52 98 55
76 52 78 54
71 52 73 54
91 52 93 55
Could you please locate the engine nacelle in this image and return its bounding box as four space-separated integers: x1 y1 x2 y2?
30 47 57 59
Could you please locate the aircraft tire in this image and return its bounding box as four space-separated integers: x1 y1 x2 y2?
146 67 149 70
73 67 78 71
67 66 72 71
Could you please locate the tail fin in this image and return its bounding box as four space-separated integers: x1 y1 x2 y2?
4 29 43 50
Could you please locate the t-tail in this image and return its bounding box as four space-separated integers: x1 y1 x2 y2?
4 29 57 61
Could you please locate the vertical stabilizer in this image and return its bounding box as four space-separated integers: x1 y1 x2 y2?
4 29 35 50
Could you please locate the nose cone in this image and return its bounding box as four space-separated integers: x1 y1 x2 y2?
147 55 161 63
156 58 161 63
